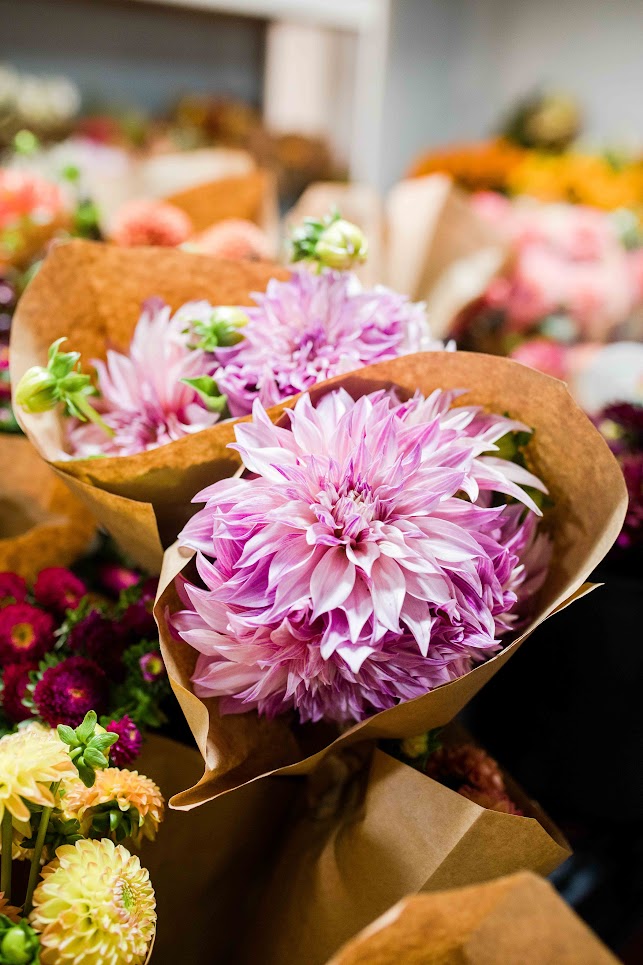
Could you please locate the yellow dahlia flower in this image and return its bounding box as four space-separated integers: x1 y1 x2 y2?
0 726 75 834
62 768 164 846
30 838 155 965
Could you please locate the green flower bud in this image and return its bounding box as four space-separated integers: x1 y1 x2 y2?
188 307 249 352
315 218 368 270
400 733 429 759
14 365 59 413
0 920 40 965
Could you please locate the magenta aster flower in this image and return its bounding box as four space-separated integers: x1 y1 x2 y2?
98 563 140 596
210 268 445 417
173 387 550 724
68 610 128 680
0 603 55 665
34 567 87 615
105 715 143 766
33 655 108 728
1 661 37 723
68 298 221 457
0 572 27 608
139 651 165 684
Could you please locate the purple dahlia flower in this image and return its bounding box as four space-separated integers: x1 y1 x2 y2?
172 387 550 725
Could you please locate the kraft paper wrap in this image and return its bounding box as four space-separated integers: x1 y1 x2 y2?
287 175 507 339
10 240 290 571
155 351 627 807
327 872 619 965
137 734 570 965
0 434 95 580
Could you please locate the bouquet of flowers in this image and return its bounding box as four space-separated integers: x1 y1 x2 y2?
0 712 161 965
0 564 170 756
9 214 446 568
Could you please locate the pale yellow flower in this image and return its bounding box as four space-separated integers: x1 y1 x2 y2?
0 725 76 835
62 768 164 846
31 838 155 965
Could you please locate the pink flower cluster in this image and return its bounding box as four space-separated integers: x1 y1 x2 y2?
173 386 550 724
472 192 640 339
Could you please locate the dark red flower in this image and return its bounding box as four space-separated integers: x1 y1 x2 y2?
68 610 128 681
1 661 37 723
0 572 28 608
106 715 143 766
34 568 87 615
120 601 157 645
33 656 108 728
0 603 55 665
618 453 643 550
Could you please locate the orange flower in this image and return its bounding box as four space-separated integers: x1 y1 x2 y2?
62 768 164 846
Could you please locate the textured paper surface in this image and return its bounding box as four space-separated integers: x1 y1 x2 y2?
0 434 95 580
10 240 290 569
327 872 620 965
154 351 627 806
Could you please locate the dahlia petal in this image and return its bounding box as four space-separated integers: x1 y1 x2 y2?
311 548 356 618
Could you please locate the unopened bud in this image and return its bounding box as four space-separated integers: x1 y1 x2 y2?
14 365 59 413
315 218 368 270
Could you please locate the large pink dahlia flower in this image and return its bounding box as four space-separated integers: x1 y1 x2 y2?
210 268 445 417
172 387 551 724
68 298 221 456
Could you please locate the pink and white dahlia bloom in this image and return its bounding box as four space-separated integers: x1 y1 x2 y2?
68 298 220 457
172 387 551 724
210 268 444 417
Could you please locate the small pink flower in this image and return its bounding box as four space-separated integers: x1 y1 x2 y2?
173 387 549 724
110 198 192 247
0 603 56 664
510 339 569 380
98 563 140 596
105 715 143 766
34 567 87 615
190 219 272 261
0 169 66 232
0 572 28 608
139 652 165 684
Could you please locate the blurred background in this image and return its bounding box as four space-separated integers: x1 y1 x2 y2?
1 0 642 961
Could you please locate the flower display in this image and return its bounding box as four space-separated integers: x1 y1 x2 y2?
0 604 55 665
211 268 442 417
109 197 192 248
33 656 108 729
0 573 27 608
30 838 156 965
62 768 164 845
33 568 87 616
173 386 549 724
0 725 76 831
68 297 220 457
596 401 643 552
104 716 142 767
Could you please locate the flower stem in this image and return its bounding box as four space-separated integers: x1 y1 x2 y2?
23 780 60 915
1 809 12 901
72 393 115 438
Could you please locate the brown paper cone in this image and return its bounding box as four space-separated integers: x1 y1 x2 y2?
0 434 95 580
167 169 277 237
10 239 290 570
239 748 570 965
326 872 619 965
155 351 627 806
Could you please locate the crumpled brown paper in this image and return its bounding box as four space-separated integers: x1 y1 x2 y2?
288 175 508 339
9 239 291 570
154 351 627 807
326 871 619 965
0 434 95 580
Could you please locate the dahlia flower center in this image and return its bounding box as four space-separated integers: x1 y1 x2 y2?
11 622 35 649
294 322 330 359
68 687 87 701
114 878 146 925
319 481 381 543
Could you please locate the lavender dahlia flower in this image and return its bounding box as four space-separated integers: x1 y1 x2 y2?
208 268 445 417
172 387 550 724
68 298 220 457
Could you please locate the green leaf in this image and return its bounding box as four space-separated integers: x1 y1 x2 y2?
76 710 97 743
56 724 78 747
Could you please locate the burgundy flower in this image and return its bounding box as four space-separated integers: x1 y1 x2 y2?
0 572 28 608
1 661 37 723
120 601 157 644
618 453 643 550
0 603 55 665
105 715 143 766
34 567 87 615
139 652 165 684
68 610 128 680
33 656 108 728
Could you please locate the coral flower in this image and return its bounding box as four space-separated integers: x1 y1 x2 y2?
0 169 65 232
62 768 164 845
0 572 27 608
110 197 192 247
211 268 445 417
173 387 549 724
33 656 108 728
189 218 272 260
31 838 156 965
68 298 220 457
0 603 55 665
1 661 37 723
34 568 87 615
0 726 76 833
